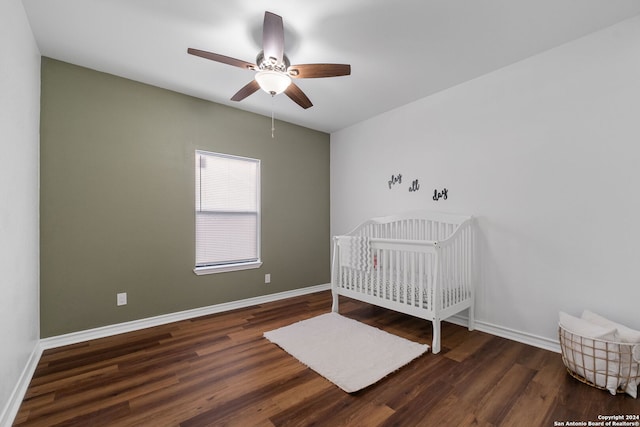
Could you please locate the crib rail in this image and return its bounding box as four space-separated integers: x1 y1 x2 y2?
348 210 470 242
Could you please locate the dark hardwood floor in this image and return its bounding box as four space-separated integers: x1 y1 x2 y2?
14 291 639 426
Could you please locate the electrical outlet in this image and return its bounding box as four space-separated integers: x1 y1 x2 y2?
117 292 127 306
265 273 271 284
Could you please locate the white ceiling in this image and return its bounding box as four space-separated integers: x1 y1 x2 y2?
22 0 640 133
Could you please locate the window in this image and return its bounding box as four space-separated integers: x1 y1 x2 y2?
194 150 261 275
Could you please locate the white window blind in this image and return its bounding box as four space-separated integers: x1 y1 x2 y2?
195 151 260 269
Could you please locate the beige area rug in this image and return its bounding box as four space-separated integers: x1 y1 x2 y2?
263 312 429 393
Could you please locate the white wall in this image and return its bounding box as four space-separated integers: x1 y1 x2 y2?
0 0 41 423
331 15 640 346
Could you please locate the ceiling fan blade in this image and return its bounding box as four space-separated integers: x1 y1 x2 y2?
284 83 313 109
188 48 256 70
288 64 351 79
262 12 284 65
231 80 261 102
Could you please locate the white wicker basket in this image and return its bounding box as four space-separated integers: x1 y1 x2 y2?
559 325 640 396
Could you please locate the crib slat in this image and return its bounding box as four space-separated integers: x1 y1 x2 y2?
421 253 426 310
383 249 389 300
395 250 400 302
464 224 469 297
424 252 429 308
453 241 458 302
349 264 353 292
443 245 449 309
410 252 415 307
375 248 380 298
404 251 409 304
391 249 395 301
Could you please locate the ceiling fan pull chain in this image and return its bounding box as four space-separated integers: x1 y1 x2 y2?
271 94 276 138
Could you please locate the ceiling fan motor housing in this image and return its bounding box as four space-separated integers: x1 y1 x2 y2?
256 51 290 73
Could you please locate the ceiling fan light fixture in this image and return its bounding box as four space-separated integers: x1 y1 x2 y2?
255 70 291 95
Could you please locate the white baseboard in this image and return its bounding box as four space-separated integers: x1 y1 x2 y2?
1 343 43 427
447 314 561 353
40 283 331 350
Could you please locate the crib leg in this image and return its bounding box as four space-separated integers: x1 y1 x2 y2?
432 319 441 354
468 302 475 331
331 290 339 313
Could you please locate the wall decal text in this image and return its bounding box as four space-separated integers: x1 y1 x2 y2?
433 188 448 201
388 174 402 189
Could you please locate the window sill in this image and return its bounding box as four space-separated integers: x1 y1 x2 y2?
194 261 262 276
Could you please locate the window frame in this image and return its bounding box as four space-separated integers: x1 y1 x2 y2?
193 150 262 276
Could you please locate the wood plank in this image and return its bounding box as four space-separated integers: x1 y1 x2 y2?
500 378 560 427
474 363 536 425
411 393 475 427
381 380 454 425
23 364 119 400
443 329 494 362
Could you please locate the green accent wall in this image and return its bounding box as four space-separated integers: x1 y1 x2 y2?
40 58 330 337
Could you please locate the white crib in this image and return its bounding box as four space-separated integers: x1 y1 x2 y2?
331 211 475 354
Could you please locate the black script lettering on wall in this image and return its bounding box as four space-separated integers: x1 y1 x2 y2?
388 174 402 189
433 188 448 201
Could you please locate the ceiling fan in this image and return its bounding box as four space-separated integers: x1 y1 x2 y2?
188 11 351 109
